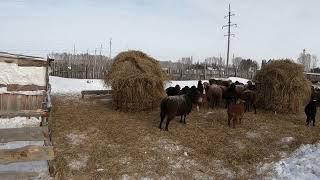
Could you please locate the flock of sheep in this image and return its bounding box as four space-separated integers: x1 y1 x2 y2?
159 79 257 131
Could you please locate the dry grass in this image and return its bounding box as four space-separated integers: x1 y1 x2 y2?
105 50 168 111
255 59 311 113
50 95 320 179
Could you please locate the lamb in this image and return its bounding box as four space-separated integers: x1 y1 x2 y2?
227 99 245 128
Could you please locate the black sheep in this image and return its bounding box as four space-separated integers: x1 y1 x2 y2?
181 86 190 95
165 85 181 96
305 99 317 126
197 80 204 94
159 88 201 131
223 83 237 108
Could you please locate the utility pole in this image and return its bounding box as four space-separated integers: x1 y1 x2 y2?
109 38 112 59
100 44 102 56
222 4 237 77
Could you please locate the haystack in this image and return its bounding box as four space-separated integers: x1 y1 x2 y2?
105 50 168 111
254 59 311 113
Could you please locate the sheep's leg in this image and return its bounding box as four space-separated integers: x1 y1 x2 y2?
233 118 236 128
159 113 165 129
239 117 242 124
306 116 310 126
180 116 183 123
254 104 257 114
313 116 316 127
183 114 186 124
228 116 231 127
165 118 171 131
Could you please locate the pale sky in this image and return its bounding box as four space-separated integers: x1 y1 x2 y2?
0 0 319 63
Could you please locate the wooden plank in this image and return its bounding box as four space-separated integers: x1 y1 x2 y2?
0 145 54 164
0 57 47 67
0 172 40 180
0 109 46 118
6 84 46 91
81 90 112 98
0 127 49 143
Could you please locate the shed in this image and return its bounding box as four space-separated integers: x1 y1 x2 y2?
0 52 54 179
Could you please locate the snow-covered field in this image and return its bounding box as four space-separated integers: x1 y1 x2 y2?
49 76 251 95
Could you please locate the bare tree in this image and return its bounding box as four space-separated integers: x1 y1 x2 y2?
298 49 312 72
232 57 242 76
311 55 318 70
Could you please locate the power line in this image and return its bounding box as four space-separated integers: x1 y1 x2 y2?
222 3 237 77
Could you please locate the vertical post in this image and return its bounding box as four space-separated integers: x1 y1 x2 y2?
226 4 231 77
222 4 237 78
109 38 112 59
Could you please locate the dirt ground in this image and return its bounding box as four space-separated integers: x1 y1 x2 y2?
49 95 320 179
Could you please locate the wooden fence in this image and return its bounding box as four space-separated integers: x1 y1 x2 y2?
51 60 110 79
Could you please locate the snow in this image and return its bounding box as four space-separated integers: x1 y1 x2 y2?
0 87 45 95
165 80 209 88
258 143 320 179
0 117 41 129
0 62 46 86
50 76 109 95
228 77 251 84
49 76 251 95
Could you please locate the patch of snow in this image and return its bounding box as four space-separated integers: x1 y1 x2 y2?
0 117 41 129
0 87 45 95
50 76 251 96
0 62 46 86
165 80 209 89
227 77 251 84
258 143 320 179
246 131 260 139
66 132 87 146
0 141 44 149
68 155 89 171
280 137 294 144
49 76 109 95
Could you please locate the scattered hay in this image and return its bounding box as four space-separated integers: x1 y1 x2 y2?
255 59 311 113
105 50 168 111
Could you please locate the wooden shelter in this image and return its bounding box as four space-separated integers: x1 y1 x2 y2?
0 52 54 179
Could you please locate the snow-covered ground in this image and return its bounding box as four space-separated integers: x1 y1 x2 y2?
0 117 41 129
258 143 320 179
50 76 251 95
50 76 109 95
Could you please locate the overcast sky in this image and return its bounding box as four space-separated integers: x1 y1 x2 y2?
0 0 319 63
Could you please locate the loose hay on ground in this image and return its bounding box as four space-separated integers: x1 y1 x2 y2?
50 95 320 179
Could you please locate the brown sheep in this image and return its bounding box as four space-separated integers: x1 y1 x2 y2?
206 84 223 108
235 85 246 98
240 90 257 114
227 99 245 128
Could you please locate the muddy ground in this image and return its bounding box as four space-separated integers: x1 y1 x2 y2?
49 95 320 179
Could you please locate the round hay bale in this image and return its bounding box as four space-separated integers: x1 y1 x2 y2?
105 50 168 111
254 59 311 113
